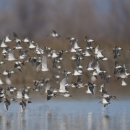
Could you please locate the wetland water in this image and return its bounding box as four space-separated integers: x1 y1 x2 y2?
0 97 129 130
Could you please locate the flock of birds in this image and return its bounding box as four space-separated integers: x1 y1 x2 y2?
0 30 129 113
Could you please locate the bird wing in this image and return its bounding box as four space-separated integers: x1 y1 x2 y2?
88 82 94 94
52 30 57 34
36 43 40 50
45 82 50 93
97 51 104 58
95 45 99 54
42 55 48 69
88 61 93 68
13 32 18 38
73 39 80 49
8 49 15 59
60 78 67 92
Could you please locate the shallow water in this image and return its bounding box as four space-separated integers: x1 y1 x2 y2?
0 99 130 130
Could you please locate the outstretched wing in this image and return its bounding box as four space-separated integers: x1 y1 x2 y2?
45 82 50 93
36 62 41 71
13 32 18 38
88 61 93 68
73 39 80 49
95 45 99 54
88 82 94 94
52 30 57 34
36 43 40 49
8 49 15 60
42 55 48 69
59 78 67 92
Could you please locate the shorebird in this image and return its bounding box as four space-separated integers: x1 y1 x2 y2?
16 89 31 112
115 64 130 86
66 37 76 43
2 70 14 78
7 86 17 96
84 36 94 43
84 36 95 51
14 61 22 72
62 70 71 81
113 46 123 59
85 82 96 95
113 61 122 74
47 30 61 38
33 79 44 91
53 75 60 83
99 84 108 94
93 45 106 59
19 50 28 59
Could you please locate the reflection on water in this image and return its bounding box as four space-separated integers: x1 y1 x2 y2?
0 100 129 130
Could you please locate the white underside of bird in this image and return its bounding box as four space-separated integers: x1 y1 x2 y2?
85 88 92 94
100 98 109 105
0 78 4 85
73 70 82 76
70 48 77 52
121 79 127 86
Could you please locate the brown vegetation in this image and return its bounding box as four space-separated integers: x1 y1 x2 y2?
0 0 130 94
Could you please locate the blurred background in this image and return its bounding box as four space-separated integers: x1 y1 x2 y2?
0 0 130 94
0 0 130 43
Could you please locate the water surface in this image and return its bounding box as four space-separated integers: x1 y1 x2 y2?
0 98 130 130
